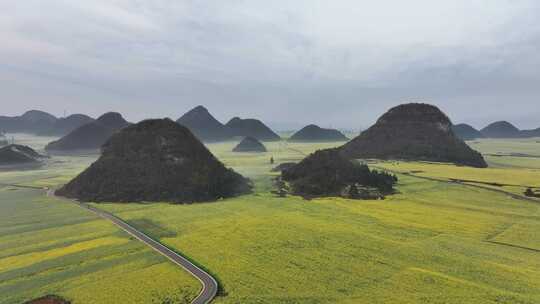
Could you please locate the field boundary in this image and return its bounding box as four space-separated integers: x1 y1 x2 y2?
370 166 540 204
371 167 540 253
485 240 540 253
0 183 45 190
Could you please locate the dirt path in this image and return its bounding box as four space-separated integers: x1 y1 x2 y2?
371 166 540 203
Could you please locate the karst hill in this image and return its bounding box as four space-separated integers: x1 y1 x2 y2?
176 106 233 142
340 103 488 168
289 124 348 142
232 136 267 152
281 148 397 199
56 118 251 203
452 123 484 141
0 144 46 166
45 112 129 152
481 121 521 138
226 117 280 141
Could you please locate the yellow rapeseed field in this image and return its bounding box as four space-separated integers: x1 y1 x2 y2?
2 135 539 303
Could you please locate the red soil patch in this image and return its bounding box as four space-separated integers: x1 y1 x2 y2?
24 295 70 304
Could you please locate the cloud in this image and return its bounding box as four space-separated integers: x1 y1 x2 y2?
1 0 540 129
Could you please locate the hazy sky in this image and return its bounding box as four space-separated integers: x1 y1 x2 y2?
1 0 540 130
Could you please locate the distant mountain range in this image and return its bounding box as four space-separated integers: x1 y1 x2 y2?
2 109 538 142
176 106 234 142
177 105 280 142
453 121 540 140
45 112 129 152
452 124 485 141
0 110 94 136
43 105 280 153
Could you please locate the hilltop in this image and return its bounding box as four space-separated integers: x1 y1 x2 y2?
289 124 348 142
177 106 233 142
226 117 280 141
45 112 128 152
340 103 487 168
56 119 251 202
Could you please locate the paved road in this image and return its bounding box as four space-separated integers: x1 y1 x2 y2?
47 189 218 304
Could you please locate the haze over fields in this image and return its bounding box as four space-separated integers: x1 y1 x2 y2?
2 1 540 130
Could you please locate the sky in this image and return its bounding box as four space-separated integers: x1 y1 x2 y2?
1 0 540 131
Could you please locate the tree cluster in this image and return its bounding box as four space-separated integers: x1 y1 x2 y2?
281 148 397 198
524 188 540 198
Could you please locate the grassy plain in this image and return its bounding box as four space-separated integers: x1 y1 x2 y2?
100 139 540 304
0 136 200 304
1 135 540 303
374 160 540 195
373 138 540 197
468 138 540 157
0 186 201 304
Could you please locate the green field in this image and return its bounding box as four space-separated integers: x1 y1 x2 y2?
468 138 540 157
1 137 540 303
373 160 540 196
0 186 200 304
0 135 200 304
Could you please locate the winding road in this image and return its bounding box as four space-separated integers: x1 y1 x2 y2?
46 189 218 304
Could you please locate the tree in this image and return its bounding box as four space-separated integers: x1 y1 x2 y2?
273 177 289 197
348 183 359 199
